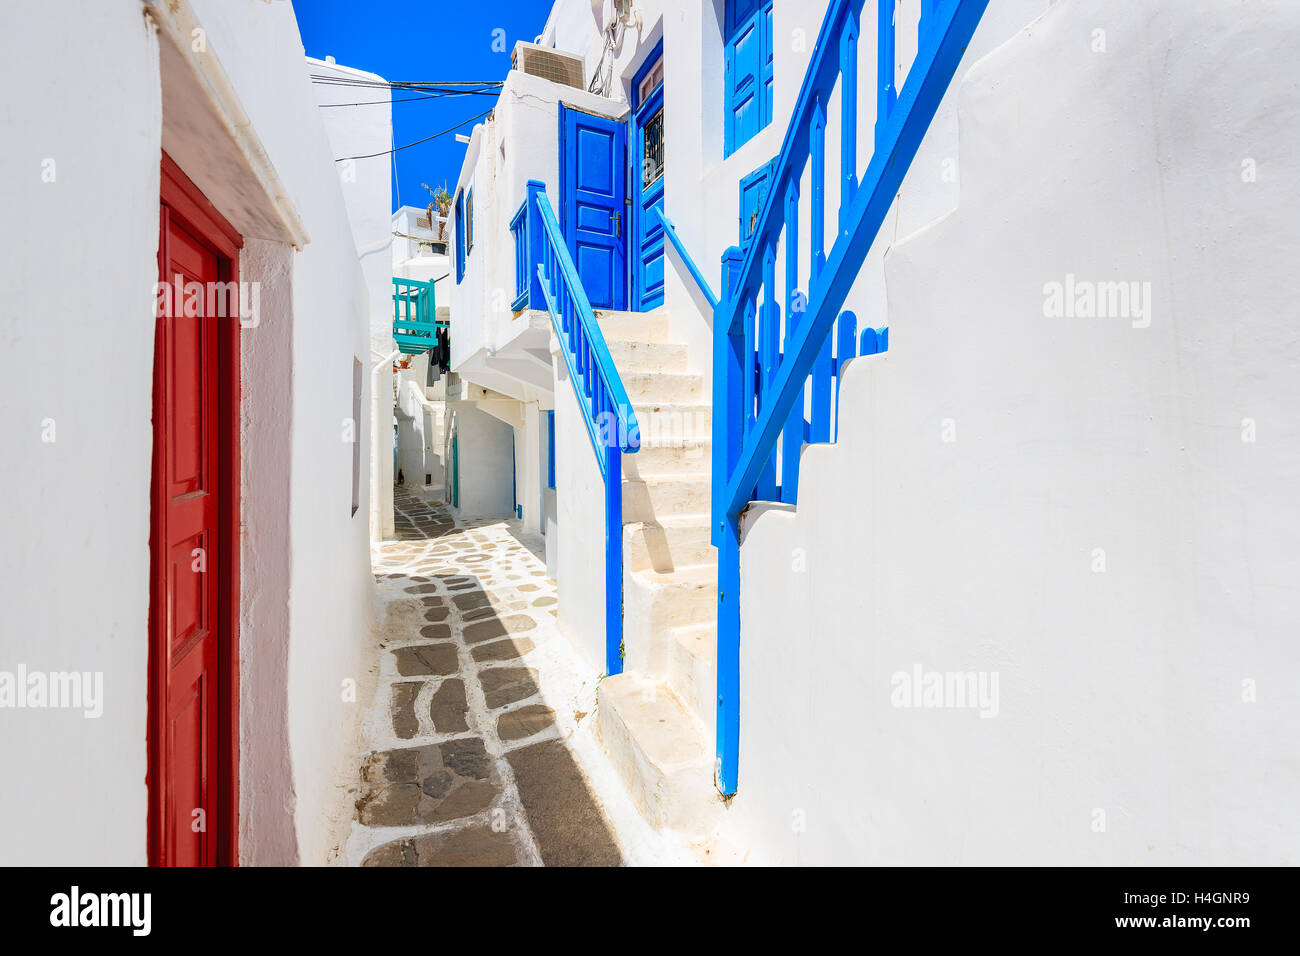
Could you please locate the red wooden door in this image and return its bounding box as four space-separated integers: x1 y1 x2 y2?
151 155 241 866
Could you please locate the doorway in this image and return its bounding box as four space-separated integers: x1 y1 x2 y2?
559 104 628 310
150 153 241 866
630 43 665 311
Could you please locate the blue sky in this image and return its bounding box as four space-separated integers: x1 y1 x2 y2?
293 0 551 212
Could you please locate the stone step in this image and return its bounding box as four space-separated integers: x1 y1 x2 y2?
595 309 672 344
608 340 689 374
596 673 719 835
623 516 716 573
623 563 718 677
669 622 717 728
622 438 711 480
622 474 711 522
632 402 711 443
621 371 705 404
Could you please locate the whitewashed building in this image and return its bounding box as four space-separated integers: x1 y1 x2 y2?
0 0 387 865
443 0 1300 865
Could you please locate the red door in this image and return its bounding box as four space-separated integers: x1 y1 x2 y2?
151 154 241 866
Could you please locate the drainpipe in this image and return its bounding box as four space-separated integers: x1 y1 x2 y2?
371 349 400 541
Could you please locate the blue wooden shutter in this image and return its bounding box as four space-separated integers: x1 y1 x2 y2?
724 0 774 157
738 157 777 248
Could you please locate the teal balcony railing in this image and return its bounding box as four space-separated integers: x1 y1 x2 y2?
393 277 445 354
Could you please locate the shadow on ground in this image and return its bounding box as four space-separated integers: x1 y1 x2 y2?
356 486 623 866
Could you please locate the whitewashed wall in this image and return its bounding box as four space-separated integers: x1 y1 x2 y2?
0 0 161 867
187 0 378 865
447 402 516 517
307 57 396 547
0 0 378 865
726 0 1300 865
308 57 393 353
551 355 612 672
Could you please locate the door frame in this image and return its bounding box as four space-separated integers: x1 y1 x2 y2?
630 40 666 311
557 103 629 310
150 152 243 866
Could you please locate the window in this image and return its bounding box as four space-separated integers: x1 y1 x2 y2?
642 107 665 187
637 58 663 105
465 188 474 255
724 0 774 157
454 190 465 282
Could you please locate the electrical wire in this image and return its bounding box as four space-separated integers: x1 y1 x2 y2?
334 108 493 162
310 74 503 90
320 90 499 107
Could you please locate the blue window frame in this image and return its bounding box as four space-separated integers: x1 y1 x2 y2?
465 188 474 254
724 0 774 157
453 189 465 283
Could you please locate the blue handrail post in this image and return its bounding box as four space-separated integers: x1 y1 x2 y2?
714 245 746 796
876 0 898 149
604 439 624 676
529 188 639 680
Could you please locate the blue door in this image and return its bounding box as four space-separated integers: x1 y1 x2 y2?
560 106 627 310
631 46 665 311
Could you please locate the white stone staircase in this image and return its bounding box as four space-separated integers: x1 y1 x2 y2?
591 307 722 834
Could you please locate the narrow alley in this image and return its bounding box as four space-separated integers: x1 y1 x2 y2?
5 0 1299 897
344 486 690 866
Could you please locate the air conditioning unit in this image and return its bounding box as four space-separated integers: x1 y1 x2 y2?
511 41 584 90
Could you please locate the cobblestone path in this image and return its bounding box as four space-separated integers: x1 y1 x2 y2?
343 486 627 866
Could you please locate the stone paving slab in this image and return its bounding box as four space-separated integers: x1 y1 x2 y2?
506 740 623 867
471 636 536 663
392 642 458 676
479 667 540 709
362 826 519 867
356 739 499 827
429 679 469 734
497 704 556 742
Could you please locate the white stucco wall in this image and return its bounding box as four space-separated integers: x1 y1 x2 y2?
0 0 377 866
187 0 378 864
552 355 611 673
395 353 446 491
0 0 161 866
448 402 517 518
725 0 1300 866
308 57 393 351
307 57 397 549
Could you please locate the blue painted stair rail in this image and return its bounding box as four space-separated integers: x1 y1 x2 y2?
532 190 641 676
656 209 720 311
710 0 989 794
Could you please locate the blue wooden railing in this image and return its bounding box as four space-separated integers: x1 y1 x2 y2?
392 277 445 355
710 0 989 794
656 209 720 311
533 188 640 676
509 181 547 312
